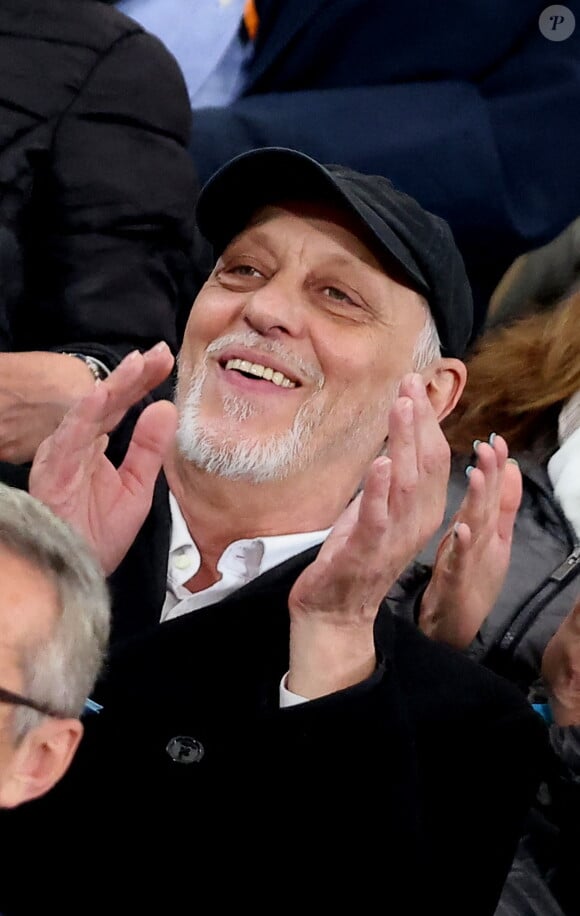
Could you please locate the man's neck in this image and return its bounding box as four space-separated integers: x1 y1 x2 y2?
163 446 351 571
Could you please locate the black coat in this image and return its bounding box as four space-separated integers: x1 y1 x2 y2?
1 477 550 914
0 0 198 365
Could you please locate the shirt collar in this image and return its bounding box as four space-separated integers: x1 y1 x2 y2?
168 491 331 585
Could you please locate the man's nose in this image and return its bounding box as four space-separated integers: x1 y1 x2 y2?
242 273 305 338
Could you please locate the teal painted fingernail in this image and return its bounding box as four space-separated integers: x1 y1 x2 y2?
488 432 497 446
453 521 460 537
465 465 474 477
472 439 481 453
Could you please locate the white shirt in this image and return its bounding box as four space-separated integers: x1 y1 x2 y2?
163 492 332 705
547 392 580 540
117 0 251 107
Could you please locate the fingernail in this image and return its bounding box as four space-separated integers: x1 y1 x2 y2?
507 457 519 467
488 432 497 446
472 439 481 453
453 521 460 538
127 349 140 361
153 341 168 353
465 465 474 478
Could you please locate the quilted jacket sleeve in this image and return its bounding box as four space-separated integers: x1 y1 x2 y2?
28 28 199 367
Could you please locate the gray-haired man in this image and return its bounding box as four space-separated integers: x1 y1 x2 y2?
0 483 109 808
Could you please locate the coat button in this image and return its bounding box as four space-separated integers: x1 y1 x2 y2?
166 736 205 764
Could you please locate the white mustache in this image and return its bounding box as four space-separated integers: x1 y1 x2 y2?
205 332 324 388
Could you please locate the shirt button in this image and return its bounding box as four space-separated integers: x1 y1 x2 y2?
174 554 192 570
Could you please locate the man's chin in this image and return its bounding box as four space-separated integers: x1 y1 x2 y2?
175 424 303 483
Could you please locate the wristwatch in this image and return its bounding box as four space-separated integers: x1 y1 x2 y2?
66 353 110 383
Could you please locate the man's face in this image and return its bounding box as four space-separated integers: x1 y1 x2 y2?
0 547 57 781
175 202 428 484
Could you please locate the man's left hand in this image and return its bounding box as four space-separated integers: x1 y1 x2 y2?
287 373 450 698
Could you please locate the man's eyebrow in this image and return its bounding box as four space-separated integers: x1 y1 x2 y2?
313 253 394 293
227 225 277 247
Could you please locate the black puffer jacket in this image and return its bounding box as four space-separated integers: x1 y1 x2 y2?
0 0 198 365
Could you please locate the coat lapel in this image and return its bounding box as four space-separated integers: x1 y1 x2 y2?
108 473 171 645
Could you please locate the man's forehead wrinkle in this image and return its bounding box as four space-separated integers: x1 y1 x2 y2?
0 552 58 654
0 608 52 663
224 220 278 257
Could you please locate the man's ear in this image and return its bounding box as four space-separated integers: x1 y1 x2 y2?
0 717 83 809
423 358 467 422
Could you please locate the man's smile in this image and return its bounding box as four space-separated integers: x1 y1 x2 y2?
214 345 304 394
223 358 297 388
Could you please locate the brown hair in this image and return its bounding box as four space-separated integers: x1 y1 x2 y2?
443 291 580 456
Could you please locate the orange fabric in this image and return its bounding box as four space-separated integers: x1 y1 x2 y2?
243 0 259 41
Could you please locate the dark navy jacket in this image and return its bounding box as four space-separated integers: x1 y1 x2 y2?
176 0 580 330
0 0 198 365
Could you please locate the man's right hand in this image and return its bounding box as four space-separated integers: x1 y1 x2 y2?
29 343 177 575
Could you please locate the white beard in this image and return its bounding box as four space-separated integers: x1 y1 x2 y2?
175 332 395 483
176 361 328 482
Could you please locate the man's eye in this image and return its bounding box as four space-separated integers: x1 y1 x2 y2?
324 286 356 304
229 264 262 278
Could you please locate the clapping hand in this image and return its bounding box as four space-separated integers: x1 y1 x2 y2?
418 434 522 649
29 343 177 574
287 373 451 698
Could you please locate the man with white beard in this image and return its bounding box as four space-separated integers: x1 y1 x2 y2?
2 149 549 915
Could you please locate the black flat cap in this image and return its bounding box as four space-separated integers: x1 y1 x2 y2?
196 147 473 358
